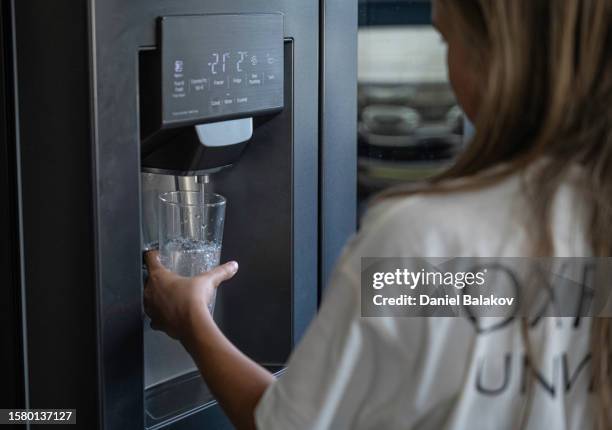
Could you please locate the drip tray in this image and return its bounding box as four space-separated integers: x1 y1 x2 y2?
145 365 285 429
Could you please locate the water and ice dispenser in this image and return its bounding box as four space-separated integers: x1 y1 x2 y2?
139 14 287 427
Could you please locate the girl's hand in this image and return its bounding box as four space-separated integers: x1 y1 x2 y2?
143 251 239 341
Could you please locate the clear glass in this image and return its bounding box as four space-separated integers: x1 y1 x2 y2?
158 191 226 313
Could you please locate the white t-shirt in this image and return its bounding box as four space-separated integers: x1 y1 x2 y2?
255 169 594 430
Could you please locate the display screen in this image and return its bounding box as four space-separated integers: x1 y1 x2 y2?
161 14 284 127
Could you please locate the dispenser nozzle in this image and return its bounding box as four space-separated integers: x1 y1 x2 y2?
196 174 211 185
196 174 212 199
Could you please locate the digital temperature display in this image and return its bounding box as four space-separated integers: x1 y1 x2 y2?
161 14 284 127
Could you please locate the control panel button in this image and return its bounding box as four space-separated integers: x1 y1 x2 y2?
230 76 245 88
212 78 227 88
247 73 262 86
190 78 209 91
173 78 186 98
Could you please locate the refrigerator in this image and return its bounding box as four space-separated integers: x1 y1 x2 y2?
1 0 357 428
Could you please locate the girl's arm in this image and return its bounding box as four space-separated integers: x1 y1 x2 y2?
144 252 273 430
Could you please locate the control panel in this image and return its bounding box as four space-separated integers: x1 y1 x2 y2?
161 14 284 127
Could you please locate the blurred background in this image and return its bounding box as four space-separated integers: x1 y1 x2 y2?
357 0 468 213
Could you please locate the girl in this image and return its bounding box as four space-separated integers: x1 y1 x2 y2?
144 0 612 429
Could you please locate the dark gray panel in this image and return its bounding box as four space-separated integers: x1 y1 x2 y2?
0 0 25 412
13 0 100 425
320 0 358 291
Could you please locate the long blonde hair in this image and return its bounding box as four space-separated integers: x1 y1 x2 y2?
384 0 612 427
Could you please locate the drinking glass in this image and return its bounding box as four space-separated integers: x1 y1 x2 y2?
158 191 226 313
